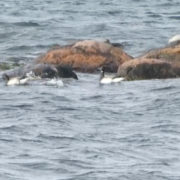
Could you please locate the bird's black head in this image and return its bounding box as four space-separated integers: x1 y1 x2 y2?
2 73 10 81
100 66 105 74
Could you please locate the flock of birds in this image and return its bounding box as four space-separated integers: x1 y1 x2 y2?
1 34 180 87
1 66 125 86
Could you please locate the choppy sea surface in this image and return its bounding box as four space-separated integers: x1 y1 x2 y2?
0 0 180 180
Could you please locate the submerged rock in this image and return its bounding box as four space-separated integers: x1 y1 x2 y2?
117 58 179 80
36 40 132 73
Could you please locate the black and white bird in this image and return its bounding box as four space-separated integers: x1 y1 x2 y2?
2 74 29 86
99 67 124 84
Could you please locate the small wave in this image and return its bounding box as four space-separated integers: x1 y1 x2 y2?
150 124 180 135
37 44 61 49
80 95 103 101
0 138 14 142
8 104 33 109
20 138 43 143
107 10 121 16
0 125 21 133
51 95 71 102
11 161 52 170
58 107 77 111
7 45 32 51
168 16 180 20
99 2 111 5
39 100 51 104
151 85 176 92
159 2 173 6
37 134 77 141
0 32 16 39
7 44 59 52
57 159 93 169
13 21 40 27
148 14 162 18
143 20 159 24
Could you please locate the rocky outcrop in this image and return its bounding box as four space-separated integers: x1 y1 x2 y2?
37 40 132 73
117 58 179 80
116 37 180 80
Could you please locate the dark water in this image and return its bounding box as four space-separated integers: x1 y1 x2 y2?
0 0 180 179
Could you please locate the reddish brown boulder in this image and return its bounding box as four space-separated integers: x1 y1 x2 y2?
117 58 179 80
117 40 180 80
37 40 132 73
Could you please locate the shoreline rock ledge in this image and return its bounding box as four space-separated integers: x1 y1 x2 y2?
36 40 132 73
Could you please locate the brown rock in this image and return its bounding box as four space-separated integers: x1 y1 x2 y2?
142 44 180 63
117 58 179 80
37 40 132 73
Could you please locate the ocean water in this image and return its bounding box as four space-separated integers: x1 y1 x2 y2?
0 0 180 180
